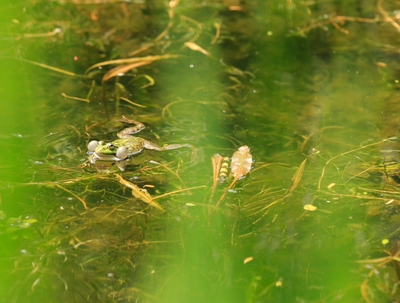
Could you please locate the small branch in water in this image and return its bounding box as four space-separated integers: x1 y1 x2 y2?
377 0 400 32
61 92 90 103
17 28 62 38
17 58 87 78
85 54 180 75
210 154 223 203
54 183 88 211
120 97 146 108
211 22 221 45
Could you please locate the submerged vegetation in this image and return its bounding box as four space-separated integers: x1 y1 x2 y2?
3 0 400 302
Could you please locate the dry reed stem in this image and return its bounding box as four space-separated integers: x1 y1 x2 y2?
61 92 90 103
211 22 221 45
19 58 87 78
18 28 61 38
115 174 164 210
102 61 152 83
377 0 400 32
287 158 307 196
155 22 174 42
85 54 180 75
119 97 146 108
210 154 223 203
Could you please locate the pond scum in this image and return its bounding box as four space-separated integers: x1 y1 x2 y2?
4 0 400 302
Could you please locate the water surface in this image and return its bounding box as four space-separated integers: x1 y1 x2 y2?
1 1 399 302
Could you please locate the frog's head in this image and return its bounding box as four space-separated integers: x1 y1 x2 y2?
87 140 128 161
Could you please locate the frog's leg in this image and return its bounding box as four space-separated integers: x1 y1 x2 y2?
143 140 198 161
117 116 145 138
143 140 194 151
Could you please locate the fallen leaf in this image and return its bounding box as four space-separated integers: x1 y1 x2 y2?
169 0 180 8
287 158 307 196
327 183 336 189
304 204 317 211
216 146 252 207
231 145 252 180
184 42 210 56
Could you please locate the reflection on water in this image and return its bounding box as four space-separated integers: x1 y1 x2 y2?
2 0 400 302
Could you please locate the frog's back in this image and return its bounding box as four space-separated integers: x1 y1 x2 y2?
113 137 145 154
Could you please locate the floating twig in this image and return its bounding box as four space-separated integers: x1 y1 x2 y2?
85 54 180 75
210 154 223 203
61 92 90 103
120 97 146 108
184 42 210 56
211 22 221 45
54 184 88 211
102 61 152 83
377 0 400 32
115 174 164 211
286 158 307 197
18 58 87 78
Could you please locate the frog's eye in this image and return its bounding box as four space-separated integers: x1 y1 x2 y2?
88 140 98 152
116 146 128 160
107 143 115 150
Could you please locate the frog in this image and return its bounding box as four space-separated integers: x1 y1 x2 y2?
87 116 194 171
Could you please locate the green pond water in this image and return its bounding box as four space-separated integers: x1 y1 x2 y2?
1 0 400 302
